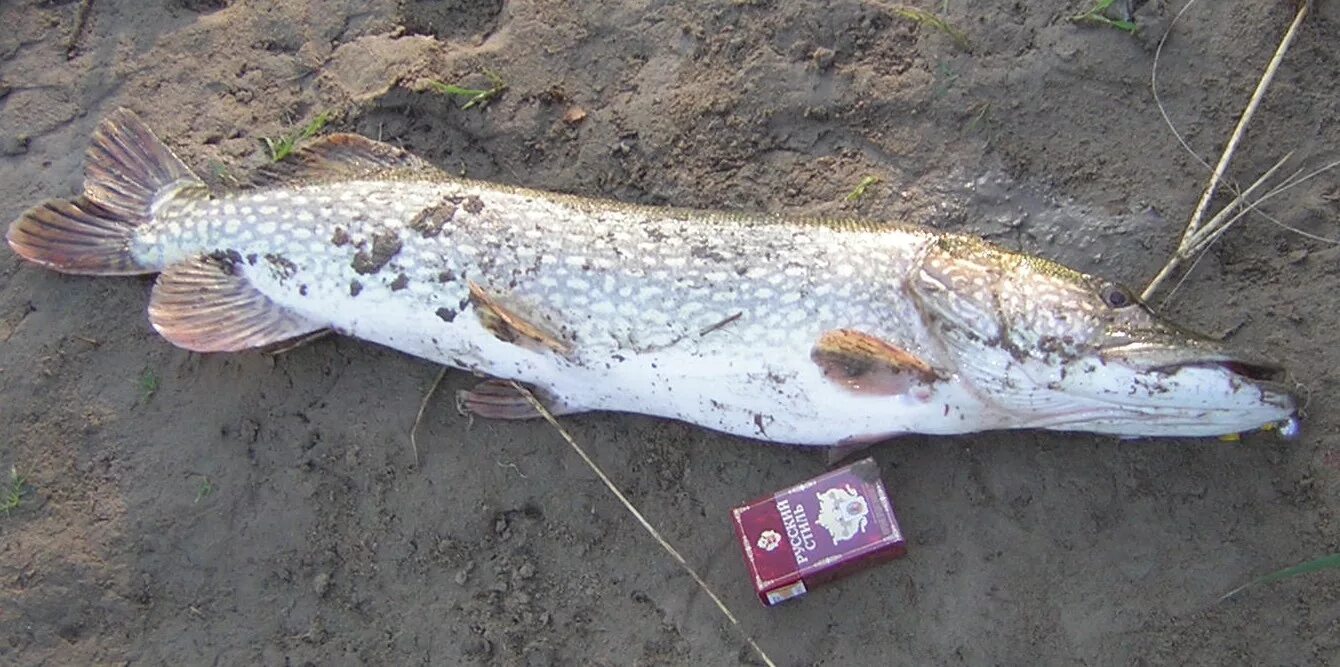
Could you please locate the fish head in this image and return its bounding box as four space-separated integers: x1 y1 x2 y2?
909 235 1297 437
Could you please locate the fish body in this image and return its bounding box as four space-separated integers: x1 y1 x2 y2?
7 111 1298 445
151 179 976 444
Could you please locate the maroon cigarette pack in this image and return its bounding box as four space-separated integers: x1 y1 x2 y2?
730 458 906 606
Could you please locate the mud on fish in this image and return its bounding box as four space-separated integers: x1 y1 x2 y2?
6 110 1299 446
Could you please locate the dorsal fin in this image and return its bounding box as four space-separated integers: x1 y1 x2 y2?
252 134 444 186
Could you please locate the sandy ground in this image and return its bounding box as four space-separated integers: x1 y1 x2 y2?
2 0 1339 664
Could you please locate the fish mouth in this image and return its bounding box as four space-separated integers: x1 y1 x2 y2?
1021 339 1300 438
1099 339 1297 406
1151 358 1286 385
1100 339 1284 380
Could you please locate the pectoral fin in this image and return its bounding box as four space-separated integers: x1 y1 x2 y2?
468 281 571 356
811 329 941 395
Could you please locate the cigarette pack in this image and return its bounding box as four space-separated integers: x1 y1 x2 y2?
730 458 906 606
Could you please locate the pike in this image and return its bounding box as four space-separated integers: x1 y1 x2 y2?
7 110 1298 446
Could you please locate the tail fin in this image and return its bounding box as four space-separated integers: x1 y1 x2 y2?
6 108 204 275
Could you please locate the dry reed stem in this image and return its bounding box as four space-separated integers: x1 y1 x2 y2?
1142 0 1311 301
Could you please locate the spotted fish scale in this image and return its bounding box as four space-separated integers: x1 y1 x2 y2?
160 183 916 342
6 110 1299 446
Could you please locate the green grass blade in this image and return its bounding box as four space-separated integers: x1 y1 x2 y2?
427 73 506 110
1070 0 1138 34
428 81 489 98
846 176 881 202
890 6 970 51
264 112 333 162
1221 553 1340 600
298 111 331 141
1 466 27 515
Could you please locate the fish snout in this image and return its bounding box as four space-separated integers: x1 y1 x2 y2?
1094 336 1301 435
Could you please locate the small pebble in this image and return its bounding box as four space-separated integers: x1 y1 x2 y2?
524 647 554 667
453 560 475 585
810 46 835 69
0 135 28 156
462 637 492 657
562 107 587 125
312 572 330 596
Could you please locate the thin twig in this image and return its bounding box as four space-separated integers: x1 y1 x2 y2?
1186 152 1293 251
1182 154 1340 265
1153 154 1340 306
67 0 95 58
1182 0 1309 240
262 329 333 356
699 312 743 337
1241 160 1340 245
1142 0 1311 301
1141 242 1186 303
1158 246 1210 308
409 367 448 466
508 380 777 667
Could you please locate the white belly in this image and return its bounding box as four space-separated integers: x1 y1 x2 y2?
304 285 999 446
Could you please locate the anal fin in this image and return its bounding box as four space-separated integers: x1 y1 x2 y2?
148 256 324 352
811 329 942 396
824 432 903 466
456 379 574 420
825 441 877 467
468 281 571 356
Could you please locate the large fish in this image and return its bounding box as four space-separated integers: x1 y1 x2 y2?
7 110 1297 446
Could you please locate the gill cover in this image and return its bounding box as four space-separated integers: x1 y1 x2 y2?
909 236 1005 346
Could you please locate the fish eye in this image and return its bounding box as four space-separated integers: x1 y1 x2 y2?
1100 283 1135 309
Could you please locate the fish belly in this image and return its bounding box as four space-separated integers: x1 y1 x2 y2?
261 278 989 445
